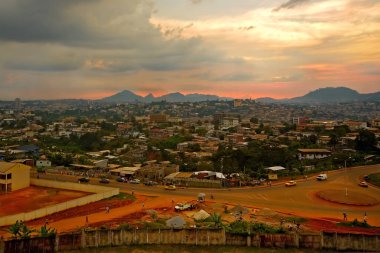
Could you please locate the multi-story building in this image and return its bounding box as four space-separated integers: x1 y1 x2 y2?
0 162 30 193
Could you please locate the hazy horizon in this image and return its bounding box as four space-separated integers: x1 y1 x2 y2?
1 0 379 100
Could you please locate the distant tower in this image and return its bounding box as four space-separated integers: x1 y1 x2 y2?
15 98 21 111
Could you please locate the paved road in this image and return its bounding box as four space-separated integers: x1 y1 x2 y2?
38 164 380 225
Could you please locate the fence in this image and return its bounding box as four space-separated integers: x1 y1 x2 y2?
171 178 222 188
2 228 379 253
0 179 119 227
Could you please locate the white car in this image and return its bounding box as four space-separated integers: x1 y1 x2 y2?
129 179 141 184
316 174 327 181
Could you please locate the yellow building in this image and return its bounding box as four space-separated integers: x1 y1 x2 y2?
0 162 30 193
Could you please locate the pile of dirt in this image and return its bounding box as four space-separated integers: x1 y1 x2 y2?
306 219 380 235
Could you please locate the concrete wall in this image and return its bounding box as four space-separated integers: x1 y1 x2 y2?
0 179 119 227
2 229 380 252
9 163 30 191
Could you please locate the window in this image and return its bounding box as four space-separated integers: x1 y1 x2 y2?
7 173 12 179
0 174 6 180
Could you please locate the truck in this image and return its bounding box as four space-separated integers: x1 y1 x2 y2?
175 201 197 212
316 174 327 181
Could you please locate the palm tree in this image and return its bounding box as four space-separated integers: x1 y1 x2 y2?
8 220 35 239
19 222 35 239
209 213 223 228
8 220 22 239
38 225 57 238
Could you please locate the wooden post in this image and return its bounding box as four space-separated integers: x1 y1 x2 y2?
108 229 112 246
320 232 324 250
362 234 365 252
247 234 251 247
81 229 86 249
55 234 59 252
195 228 198 245
223 228 226 245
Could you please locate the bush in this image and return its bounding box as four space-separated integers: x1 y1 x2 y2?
118 223 133 230
283 217 307 224
338 219 372 228
226 221 286 234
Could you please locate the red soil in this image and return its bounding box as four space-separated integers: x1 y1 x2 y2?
0 186 90 216
306 218 380 235
27 197 134 226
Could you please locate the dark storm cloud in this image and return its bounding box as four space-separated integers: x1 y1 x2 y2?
273 0 311 12
0 0 92 43
0 0 233 73
0 0 161 49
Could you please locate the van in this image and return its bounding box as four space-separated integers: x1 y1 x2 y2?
316 174 327 181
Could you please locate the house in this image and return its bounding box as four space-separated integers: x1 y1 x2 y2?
149 114 168 123
298 149 331 160
137 161 179 181
221 117 239 129
110 167 141 178
17 145 40 156
36 160 52 168
0 162 30 193
11 159 34 167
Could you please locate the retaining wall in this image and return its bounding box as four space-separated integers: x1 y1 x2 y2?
4 229 379 253
0 179 119 227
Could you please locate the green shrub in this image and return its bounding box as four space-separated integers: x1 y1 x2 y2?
338 219 373 228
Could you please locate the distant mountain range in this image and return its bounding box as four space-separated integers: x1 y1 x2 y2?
101 87 380 104
101 90 232 103
257 87 380 103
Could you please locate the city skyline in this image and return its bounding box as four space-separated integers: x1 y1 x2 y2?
0 0 380 100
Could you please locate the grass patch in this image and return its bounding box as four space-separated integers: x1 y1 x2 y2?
338 219 375 228
140 218 167 229
106 192 135 201
226 221 286 234
283 217 308 224
367 173 380 187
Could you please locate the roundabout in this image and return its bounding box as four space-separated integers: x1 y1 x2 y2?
316 189 379 206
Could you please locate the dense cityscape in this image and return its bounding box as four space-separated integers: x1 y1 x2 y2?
1 0 380 252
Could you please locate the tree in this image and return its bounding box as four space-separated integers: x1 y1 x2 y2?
8 220 23 239
250 117 259 124
8 220 34 239
38 225 56 238
328 133 339 149
355 129 377 151
209 213 223 228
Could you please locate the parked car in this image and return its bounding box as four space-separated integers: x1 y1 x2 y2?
363 175 369 181
165 185 176 190
99 178 110 184
129 179 141 184
358 181 368 187
78 177 90 183
285 180 297 187
250 180 262 186
144 181 158 186
316 174 328 181
175 202 196 212
116 177 126 183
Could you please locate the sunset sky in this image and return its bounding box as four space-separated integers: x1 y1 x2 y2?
0 0 379 100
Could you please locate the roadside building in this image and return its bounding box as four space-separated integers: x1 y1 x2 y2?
36 159 52 168
0 161 30 193
297 149 331 160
